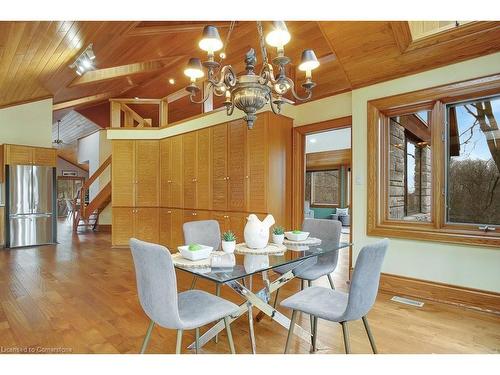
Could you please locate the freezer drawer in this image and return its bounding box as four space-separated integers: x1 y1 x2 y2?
9 214 53 248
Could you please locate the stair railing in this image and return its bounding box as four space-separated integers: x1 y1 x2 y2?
74 155 112 228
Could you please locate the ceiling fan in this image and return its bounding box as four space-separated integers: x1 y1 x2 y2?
52 120 72 148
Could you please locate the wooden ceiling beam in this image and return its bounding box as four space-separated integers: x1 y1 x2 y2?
69 60 170 87
53 92 119 111
127 21 234 36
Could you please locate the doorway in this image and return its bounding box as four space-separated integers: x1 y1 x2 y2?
292 116 352 282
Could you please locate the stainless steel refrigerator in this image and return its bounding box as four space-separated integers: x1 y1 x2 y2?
5 165 56 248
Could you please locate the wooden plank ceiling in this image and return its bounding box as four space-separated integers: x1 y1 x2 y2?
1 21 499 128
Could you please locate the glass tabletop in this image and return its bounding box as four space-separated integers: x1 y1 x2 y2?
174 240 351 284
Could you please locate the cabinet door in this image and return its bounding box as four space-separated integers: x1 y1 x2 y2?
247 117 268 213
228 120 247 212
32 147 56 166
112 141 135 206
159 208 172 249
228 212 248 243
135 208 159 243
211 123 228 211
112 207 134 246
171 209 184 248
212 211 230 233
135 140 159 207
159 138 171 207
170 135 183 208
196 127 211 210
182 132 197 209
5 145 33 165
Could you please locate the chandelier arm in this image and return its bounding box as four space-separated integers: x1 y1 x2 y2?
287 77 313 101
268 94 282 115
220 65 237 88
226 101 235 116
189 82 213 104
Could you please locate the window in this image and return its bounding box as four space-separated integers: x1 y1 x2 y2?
446 96 500 227
387 112 432 222
306 170 340 207
367 74 500 248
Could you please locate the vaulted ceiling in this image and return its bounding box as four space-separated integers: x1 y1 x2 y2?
1 21 499 128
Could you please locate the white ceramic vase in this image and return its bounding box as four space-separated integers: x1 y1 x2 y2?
221 240 236 253
244 214 275 249
272 233 285 245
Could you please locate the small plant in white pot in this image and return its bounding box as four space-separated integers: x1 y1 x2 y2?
272 226 285 245
221 231 237 253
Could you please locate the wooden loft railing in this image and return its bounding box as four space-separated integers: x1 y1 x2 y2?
73 155 112 232
109 98 168 128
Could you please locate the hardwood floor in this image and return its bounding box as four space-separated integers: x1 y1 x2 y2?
0 221 498 354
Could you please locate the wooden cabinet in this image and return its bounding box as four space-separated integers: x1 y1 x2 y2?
112 140 159 207
112 207 159 246
160 135 183 208
112 141 135 207
182 130 212 210
112 112 292 247
228 120 248 212
211 124 228 210
3 144 56 166
0 206 4 247
159 208 183 250
135 141 159 207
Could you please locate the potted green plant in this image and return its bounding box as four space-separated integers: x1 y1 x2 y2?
221 230 237 253
272 226 285 245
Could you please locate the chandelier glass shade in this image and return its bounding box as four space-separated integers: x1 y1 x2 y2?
183 21 320 129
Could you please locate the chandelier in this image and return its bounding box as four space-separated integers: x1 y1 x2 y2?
183 21 320 129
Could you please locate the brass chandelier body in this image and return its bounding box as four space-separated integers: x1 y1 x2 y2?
184 21 320 129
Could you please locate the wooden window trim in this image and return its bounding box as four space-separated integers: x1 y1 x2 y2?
367 74 500 248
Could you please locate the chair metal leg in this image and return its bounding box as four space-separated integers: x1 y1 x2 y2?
284 310 298 354
341 321 351 354
214 284 221 343
140 320 155 354
273 287 280 309
176 329 183 354
300 280 304 291
327 274 335 289
195 327 200 354
306 280 314 331
311 316 318 352
307 280 312 287
362 316 378 354
247 303 257 354
190 276 197 290
224 316 236 354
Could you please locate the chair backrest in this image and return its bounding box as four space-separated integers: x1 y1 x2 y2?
183 220 221 250
129 238 182 329
342 239 389 321
302 218 342 270
302 218 342 247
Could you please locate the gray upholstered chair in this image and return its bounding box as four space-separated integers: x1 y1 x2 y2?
273 218 342 309
183 220 221 292
281 239 389 354
129 238 238 354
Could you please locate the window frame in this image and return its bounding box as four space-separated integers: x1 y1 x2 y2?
367 73 500 248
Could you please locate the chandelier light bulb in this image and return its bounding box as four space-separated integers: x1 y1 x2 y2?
265 21 291 50
199 25 223 54
184 58 204 80
299 49 320 77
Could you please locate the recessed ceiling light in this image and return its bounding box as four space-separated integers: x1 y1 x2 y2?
168 78 175 85
309 138 317 143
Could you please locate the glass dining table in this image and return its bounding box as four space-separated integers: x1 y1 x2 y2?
174 238 351 354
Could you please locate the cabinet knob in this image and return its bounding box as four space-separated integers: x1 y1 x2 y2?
245 175 249 179
226 176 230 180
168 180 172 183
224 215 229 219
192 212 197 216
167 211 172 214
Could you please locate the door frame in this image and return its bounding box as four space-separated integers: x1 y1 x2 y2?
291 116 353 268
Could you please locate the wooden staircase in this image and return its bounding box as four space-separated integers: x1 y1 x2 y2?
73 156 112 232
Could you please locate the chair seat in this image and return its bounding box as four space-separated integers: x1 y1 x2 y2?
274 256 334 281
280 286 348 322
178 290 239 330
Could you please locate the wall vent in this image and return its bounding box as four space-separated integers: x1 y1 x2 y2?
390 296 424 307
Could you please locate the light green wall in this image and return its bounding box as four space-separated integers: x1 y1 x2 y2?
0 98 53 147
352 52 500 292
